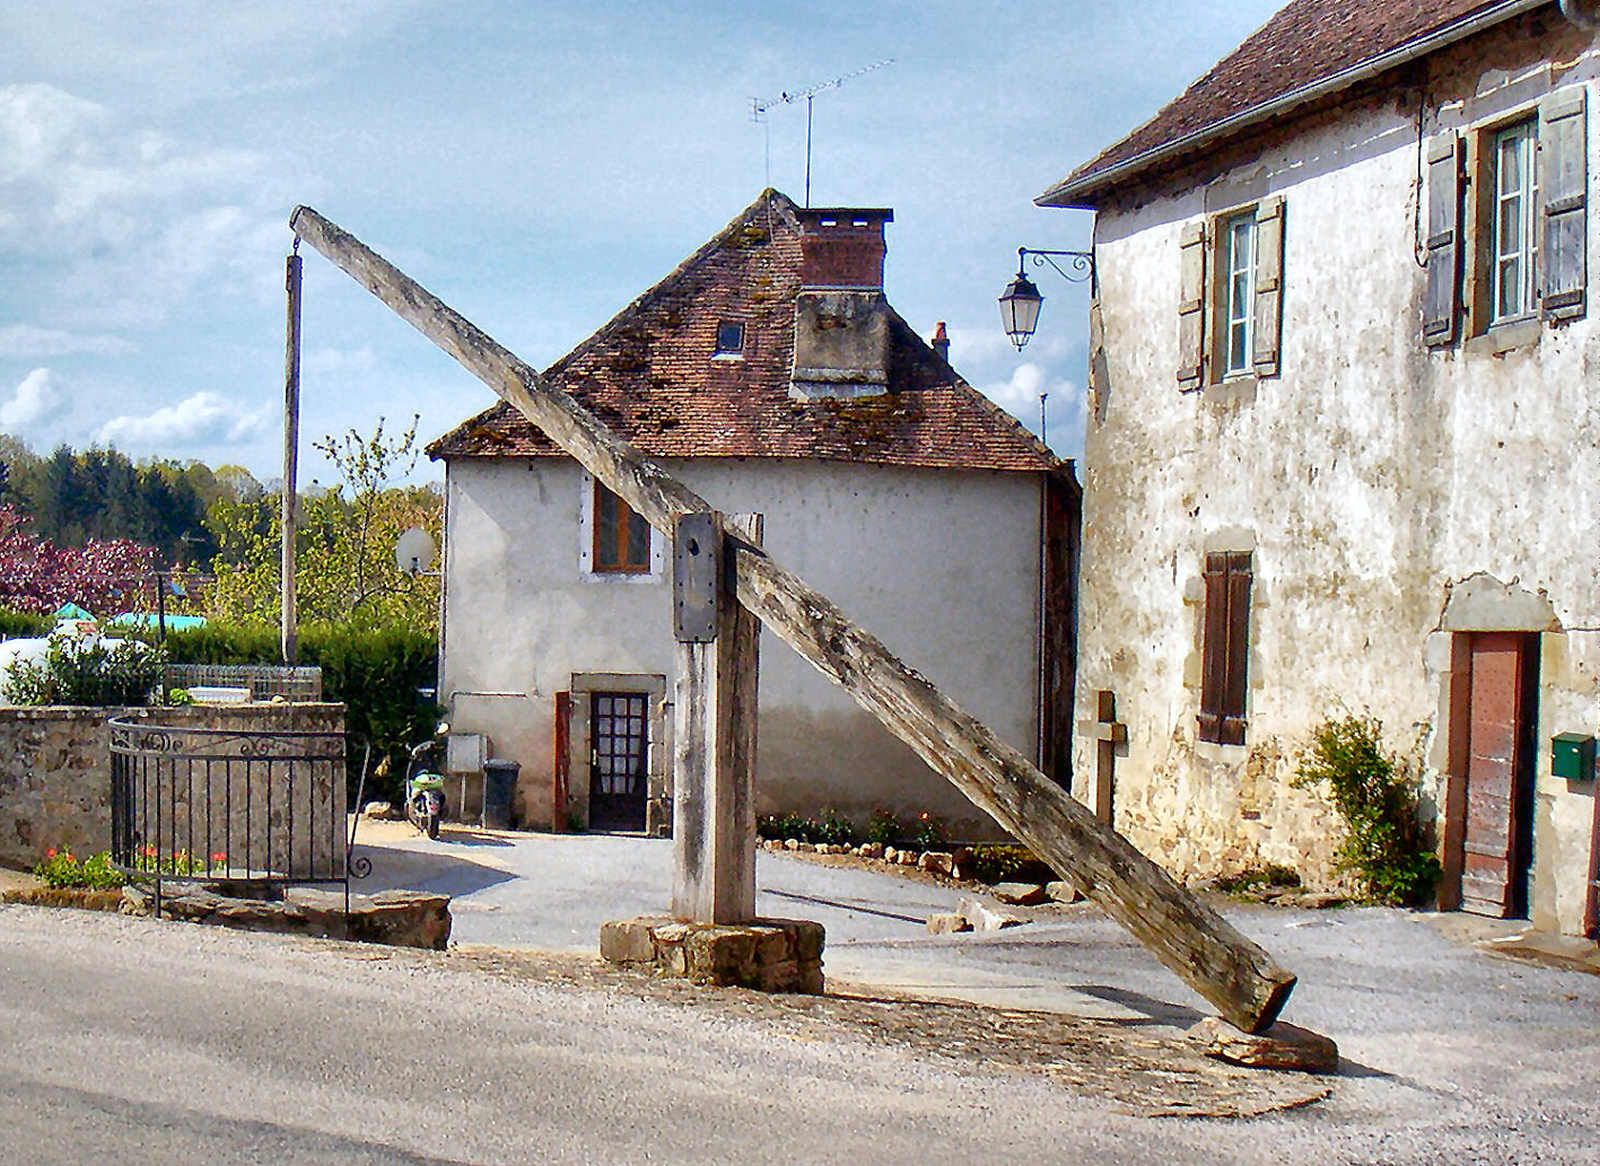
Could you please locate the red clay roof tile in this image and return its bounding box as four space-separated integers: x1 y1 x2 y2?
1041 1 1534 207
427 190 1058 474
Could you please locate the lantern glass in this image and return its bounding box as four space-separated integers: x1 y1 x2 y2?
999 275 1043 349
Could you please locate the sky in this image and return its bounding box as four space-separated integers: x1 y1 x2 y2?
0 1 1286 485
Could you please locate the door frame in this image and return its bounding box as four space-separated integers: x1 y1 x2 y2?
564 673 668 833
1442 631 1540 918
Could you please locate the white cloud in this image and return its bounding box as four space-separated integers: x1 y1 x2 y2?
0 367 63 432
96 391 268 451
977 361 1086 456
0 323 134 357
303 346 377 376
0 83 283 328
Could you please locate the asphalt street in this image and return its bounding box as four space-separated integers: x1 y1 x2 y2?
1 828 1597 1163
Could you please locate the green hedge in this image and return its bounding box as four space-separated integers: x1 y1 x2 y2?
0 608 51 639
159 621 440 805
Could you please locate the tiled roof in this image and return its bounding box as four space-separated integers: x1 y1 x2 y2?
1040 0 1539 207
428 190 1058 474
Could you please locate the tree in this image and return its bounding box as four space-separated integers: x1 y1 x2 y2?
203 416 441 631
0 504 158 616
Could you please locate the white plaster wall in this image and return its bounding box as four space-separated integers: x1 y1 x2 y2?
1076 27 1600 932
440 456 1044 839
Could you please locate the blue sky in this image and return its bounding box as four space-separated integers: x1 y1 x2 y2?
0 1 1283 483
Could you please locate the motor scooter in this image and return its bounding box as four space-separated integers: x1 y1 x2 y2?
404 723 450 840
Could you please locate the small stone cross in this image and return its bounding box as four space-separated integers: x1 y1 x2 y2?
1076 689 1126 826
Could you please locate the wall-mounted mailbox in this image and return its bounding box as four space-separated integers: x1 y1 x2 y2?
1552 733 1596 781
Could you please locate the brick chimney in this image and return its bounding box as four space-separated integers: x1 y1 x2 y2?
791 208 895 400
932 321 950 362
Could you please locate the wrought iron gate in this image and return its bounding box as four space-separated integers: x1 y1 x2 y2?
110 716 348 906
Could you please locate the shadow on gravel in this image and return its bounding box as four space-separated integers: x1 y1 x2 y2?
1072 983 1207 1027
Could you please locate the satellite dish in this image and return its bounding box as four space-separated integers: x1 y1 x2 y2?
395 527 438 576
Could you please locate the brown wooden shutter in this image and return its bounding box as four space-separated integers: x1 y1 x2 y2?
1540 86 1589 322
1252 196 1286 377
1424 133 1464 346
1198 553 1228 742
1220 552 1253 747
1199 551 1252 746
1178 221 1208 389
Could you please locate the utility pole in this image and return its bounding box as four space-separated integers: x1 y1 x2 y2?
281 246 302 665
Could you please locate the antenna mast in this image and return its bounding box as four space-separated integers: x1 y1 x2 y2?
751 59 894 205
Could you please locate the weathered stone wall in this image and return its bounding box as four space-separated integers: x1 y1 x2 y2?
1075 14 1600 932
0 703 345 873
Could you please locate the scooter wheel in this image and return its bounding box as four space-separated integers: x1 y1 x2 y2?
427 813 441 841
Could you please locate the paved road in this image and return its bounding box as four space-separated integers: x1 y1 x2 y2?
4 828 1598 1162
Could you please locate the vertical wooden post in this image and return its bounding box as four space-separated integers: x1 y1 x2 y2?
672 512 762 924
281 250 303 666
553 690 572 834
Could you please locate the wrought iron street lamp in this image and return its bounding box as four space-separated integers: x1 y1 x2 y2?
999 246 1094 350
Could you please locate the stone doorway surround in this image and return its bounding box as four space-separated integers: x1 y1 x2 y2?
563 672 670 835
1431 574 1562 916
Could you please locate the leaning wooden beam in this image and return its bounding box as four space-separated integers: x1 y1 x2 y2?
288 205 1298 1032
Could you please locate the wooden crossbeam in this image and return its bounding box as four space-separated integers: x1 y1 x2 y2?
288 205 1298 1032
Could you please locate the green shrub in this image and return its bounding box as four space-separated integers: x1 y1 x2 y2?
34 848 125 890
813 807 857 846
863 808 902 847
909 811 948 851
0 608 51 639
1215 864 1301 895
963 844 1058 886
1293 716 1442 906
156 619 441 805
5 636 166 706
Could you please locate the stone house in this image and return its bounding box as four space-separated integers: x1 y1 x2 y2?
1039 0 1600 937
429 189 1078 838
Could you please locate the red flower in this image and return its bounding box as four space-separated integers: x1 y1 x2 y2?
44 847 56 859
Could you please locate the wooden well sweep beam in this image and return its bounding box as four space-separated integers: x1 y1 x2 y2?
288 205 1298 1032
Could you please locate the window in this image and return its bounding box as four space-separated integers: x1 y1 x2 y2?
1198 551 1252 747
1491 119 1540 324
1220 212 1257 377
1424 87 1590 347
714 320 745 356
1176 197 1284 390
592 481 651 574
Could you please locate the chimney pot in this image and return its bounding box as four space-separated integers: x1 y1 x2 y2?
932 321 950 362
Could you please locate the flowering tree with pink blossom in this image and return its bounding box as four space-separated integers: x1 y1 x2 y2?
0 504 159 617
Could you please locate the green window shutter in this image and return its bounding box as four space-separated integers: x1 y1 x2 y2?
1178 221 1208 390
1423 133 1463 346
1252 196 1286 377
1540 86 1588 322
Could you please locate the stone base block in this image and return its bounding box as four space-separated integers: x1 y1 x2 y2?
121 885 452 950
600 916 824 993
1189 1016 1340 1074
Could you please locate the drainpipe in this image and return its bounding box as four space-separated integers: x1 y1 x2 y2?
1560 0 1600 30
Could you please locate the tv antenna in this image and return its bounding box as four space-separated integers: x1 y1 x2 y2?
751 59 894 206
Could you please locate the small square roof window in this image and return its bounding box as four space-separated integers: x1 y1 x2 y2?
715 320 745 355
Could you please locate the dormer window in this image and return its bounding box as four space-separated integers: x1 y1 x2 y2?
714 320 745 357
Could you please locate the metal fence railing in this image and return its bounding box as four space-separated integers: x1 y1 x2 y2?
109 715 347 913
163 664 323 702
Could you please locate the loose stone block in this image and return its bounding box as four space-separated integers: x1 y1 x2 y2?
1189 1016 1340 1074
991 882 1048 906
919 850 954 876
599 916 824 994
1045 880 1083 904
957 896 1028 932
926 912 973 935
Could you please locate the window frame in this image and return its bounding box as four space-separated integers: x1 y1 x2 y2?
1217 210 1258 379
1489 117 1541 326
590 479 652 576
713 319 746 359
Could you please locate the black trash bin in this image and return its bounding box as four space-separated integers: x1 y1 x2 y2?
481 759 519 830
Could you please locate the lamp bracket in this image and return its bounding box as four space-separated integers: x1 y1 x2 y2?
1017 246 1094 285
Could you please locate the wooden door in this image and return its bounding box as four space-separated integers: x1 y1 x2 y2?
588 691 650 832
1459 633 1537 918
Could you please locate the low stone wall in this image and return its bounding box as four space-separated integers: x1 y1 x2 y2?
0 703 345 872
600 916 825 993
